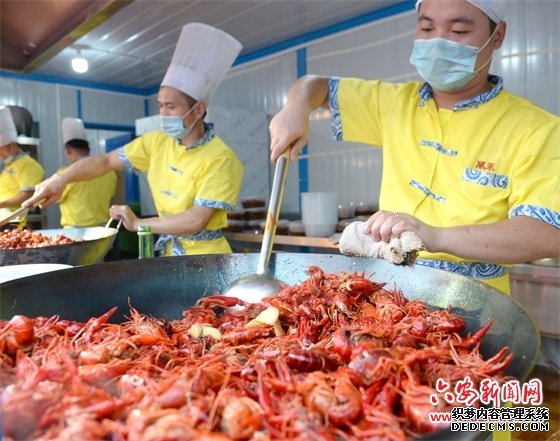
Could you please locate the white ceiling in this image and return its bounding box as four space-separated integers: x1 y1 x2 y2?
1 0 407 93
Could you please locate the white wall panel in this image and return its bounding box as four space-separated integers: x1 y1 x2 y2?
493 0 559 114
208 105 271 209
216 52 297 114
80 89 145 125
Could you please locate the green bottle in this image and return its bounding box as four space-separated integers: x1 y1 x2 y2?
137 225 154 259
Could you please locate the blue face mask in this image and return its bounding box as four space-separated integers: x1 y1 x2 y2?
409 35 494 92
160 104 198 140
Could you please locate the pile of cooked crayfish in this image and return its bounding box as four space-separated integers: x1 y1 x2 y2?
0 267 513 440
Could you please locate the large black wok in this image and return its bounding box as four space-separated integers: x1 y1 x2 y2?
0 226 118 266
0 253 539 441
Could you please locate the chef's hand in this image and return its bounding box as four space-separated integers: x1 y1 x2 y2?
23 174 66 209
109 205 139 232
364 210 440 252
269 100 311 162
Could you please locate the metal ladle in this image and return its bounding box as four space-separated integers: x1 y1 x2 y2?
223 151 290 304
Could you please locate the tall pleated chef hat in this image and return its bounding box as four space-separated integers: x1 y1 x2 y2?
0 107 18 147
62 117 87 144
415 0 507 23
160 23 243 102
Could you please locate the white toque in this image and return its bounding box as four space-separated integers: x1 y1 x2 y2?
415 0 507 23
61 117 87 144
0 107 18 147
161 23 243 102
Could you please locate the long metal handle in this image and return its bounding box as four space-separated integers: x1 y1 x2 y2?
0 206 29 228
0 198 47 228
256 151 289 275
105 217 124 230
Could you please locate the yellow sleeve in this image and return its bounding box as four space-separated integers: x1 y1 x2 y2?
508 113 560 227
195 150 243 209
121 132 165 173
332 77 422 148
334 77 384 146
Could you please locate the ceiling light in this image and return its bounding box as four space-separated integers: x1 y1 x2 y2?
71 49 88 73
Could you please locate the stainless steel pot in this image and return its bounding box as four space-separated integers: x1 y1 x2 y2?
0 226 118 266
0 253 541 441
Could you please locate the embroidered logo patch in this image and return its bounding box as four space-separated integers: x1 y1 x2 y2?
474 160 495 171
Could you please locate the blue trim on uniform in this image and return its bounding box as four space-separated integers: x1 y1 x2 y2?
409 180 446 202
418 75 504 110
181 123 215 151
510 205 560 228
195 198 236 211
462 169 509 189
329 77 343 141
416 259 509 280
420 139 458 157
154 230 225 256
117 148 141 175
154 235 185 256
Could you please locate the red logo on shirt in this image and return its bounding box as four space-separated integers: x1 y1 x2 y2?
475 161 495 171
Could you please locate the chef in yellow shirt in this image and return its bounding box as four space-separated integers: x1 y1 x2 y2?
57 117 117 228
269 0 559 295
0 107 44 227
25 23 244 256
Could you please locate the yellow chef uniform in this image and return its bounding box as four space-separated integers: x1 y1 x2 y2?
0 152 44 225
117 124 243 256
0 153 44 207
57 166 117 228
329 75 560 293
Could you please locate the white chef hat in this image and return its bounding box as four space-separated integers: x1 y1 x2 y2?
415 0 507 23
161 23 243 102
0 107 18 147
62 117 87 145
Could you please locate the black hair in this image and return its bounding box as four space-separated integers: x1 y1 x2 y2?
180 91 207 120
489 18 497 35
65 139 90 150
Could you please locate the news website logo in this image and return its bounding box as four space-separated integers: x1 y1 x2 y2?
428 377 550 433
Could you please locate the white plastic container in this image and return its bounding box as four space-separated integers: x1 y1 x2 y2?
301 192 338 237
